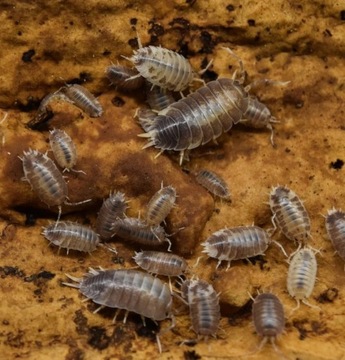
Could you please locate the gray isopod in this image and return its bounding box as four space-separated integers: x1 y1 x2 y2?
125 42 194 92
325 208 345 262
146 185 176 225
42 221 100 254
112 217 171 250
96 191 128 240
195 169 231 201
287 247 318 311
269 185 311 245
61 84 103 117
106 64 145 90
133 250 188 277
49 129 82 173
202 226 280 269
64 268 174 352
181 279 220 339
252 293 285 352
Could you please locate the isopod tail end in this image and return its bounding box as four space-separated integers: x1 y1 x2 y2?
62 273 82 287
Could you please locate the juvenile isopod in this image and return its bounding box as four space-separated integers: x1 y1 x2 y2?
269 185 311 246
325 208 345 262
125 40 194 92
60 84 103 117
64 268 174 352
181 279 220 340
112 217 171 250
20 149 91 221
49 129 84 173
106 64 145 90
195 169 231 201
146 84 176 111
96 191 128 240
252 292 285 352
138 48 280 164
42 221 100 254
133 250 188 277
287 247 318 311
202 225 286 269
146 185 176 225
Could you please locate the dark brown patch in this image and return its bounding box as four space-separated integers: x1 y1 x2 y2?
184 350 201 360
316 288 339 303
22 49 35 62
87 326 111 350
330 159 344 170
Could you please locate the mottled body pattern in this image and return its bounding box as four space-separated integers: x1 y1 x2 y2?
325 209 345 261
49 129 77 171
196 169 230 200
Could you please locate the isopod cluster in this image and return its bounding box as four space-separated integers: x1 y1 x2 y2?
17 33 343 357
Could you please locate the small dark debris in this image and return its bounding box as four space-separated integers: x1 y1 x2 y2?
111 256 125 265
24 271 55 283
184 350 201 360
0 266 25 278
34 288 42 296
25 213 36 226
65 346 85 360
128 37 138 48
148 21 165 37
226 4 235 11
340 10 345 20
130 18 137 25
88 326 111 350
3 320 9 325
316 288 338 303
323 29 332 37
17 31 22 36
74 310 89 335
22 49 35 62
330 159 343 170
14 96 41 112
169 17 190 30
112 96 125 107
5 330 25 348
247 19 256 26
199 31 216 54
292 319 308 340
135 319 159 341
67 72 93 85
103 49 111 56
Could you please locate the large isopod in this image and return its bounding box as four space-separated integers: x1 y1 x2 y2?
287 247 318 311
96 191 128 240
325 208 345 262
64 268 174 352
252 293 285 352
202 225 286 269
133 250 188 277
269 185 311 245
42 221 100 254
61 84 103 117
146 185 176 225
181 279 220 339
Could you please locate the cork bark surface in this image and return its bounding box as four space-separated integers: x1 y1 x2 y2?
0 1 344 359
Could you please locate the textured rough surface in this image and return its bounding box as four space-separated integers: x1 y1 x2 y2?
0 1 345 359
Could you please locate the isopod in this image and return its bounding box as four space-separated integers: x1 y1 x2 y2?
138 48 279 164
49 129 82 173
269 185 311 245
60 84 103 117
42 221 100 254
96 191 128 240
64 268 173 352
195 169 230 201
112 217 171 250
181 279 220 339
146 84 176 111
325 208 345 262
146 185 176 225
287 247 318 311
125 40 194 92
252 292 285 352
133 250 188 277
106 64 145 90
202 225 286 269
20 149 91 221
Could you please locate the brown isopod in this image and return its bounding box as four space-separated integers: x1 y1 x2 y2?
133 250 188 277
20 149 91 222
112 217 172 251
325 208 345 263
202 225 287 269
64 268 174 352
252 292 285 353
181 279 220 340
269 185 311 246
287 247 319 311
146 185 176 225
139 48 279 164
124 38 194 92
60 84 103 117
42 221 100 254
106 64 145 90
49 129 85 174
195 169 231 201
96 191 128 240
